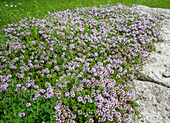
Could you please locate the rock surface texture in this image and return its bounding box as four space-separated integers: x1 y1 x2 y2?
127 4 170 123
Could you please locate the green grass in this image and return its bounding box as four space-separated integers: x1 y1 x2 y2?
0 0 169 50
0 0 170 31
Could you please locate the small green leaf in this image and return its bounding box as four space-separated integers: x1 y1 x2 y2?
32 26 38 36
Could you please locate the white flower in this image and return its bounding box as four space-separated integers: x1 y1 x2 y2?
19 3 21 5
19 112 25 117
10 5 13 7
16 84 21 88
14 5 17 7
45 82 51 88
26 103 31 107
5 4 8 7
54 105 60 110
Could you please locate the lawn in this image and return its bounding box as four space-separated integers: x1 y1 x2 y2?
0 0 170 30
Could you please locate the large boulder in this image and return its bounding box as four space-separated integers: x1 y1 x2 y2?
130 4 170 41
127 4 170 123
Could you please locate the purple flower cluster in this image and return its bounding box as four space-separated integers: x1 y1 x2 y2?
0 3 164 123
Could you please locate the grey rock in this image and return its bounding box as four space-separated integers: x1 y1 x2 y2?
163 72 170 77
127 80 170 123
131 4 170 41
126 4 170 123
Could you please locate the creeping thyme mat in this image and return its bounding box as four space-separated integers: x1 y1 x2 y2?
0 3 164 123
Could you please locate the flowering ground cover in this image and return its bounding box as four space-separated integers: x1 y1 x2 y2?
0 3 164 123
0 0 170 31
